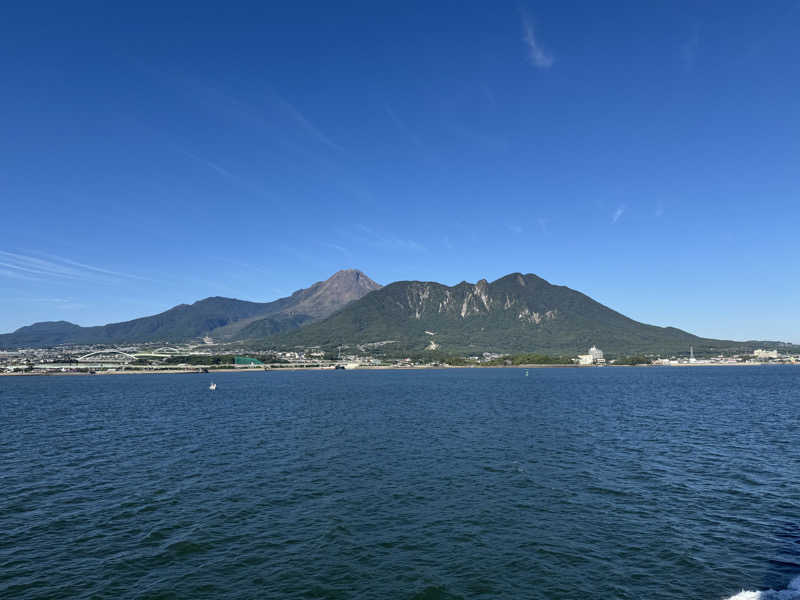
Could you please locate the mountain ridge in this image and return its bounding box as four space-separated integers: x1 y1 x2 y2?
265 272 772 355
0 269 380 348
1 270 790 355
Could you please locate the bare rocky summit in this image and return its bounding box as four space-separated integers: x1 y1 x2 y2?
0 269 381 348
286 269 381 319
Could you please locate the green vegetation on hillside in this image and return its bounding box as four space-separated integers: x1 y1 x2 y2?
269 273 771 356
0 270 380 349
5 270 796 358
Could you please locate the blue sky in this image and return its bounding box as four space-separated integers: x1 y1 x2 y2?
1 1 799 342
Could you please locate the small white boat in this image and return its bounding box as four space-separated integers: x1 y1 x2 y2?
209 382 217 391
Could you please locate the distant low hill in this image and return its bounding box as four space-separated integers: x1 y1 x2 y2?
0 269 380 349
268 272 780 356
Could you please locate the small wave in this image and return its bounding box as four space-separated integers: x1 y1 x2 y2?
725 575 800 600
409 586 464 600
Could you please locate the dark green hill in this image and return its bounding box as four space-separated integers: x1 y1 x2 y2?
88 297 275 343
1 321 85 347
0 297 279 347
269 273 759 355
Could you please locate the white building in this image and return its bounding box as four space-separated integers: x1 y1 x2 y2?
754 349 779 359
588 346 606 365
577 354 594 366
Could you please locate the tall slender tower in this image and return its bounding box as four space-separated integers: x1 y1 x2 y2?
690 346 695 362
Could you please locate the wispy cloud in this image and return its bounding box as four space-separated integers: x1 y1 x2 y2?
173 147 240 181
131 66 365 206
0 267 41 282
37 252 151 281
655 202 665 218
0 251 149 284
166 142 285 203
352 224 427 253
322 242 351 257
136 64 343 157
612 205 626 224
274 93 343 152
507 224 523 234
385 105 426 151
521 11 554 69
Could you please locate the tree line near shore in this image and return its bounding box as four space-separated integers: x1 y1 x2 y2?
131 352 655 367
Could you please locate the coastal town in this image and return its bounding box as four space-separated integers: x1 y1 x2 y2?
2 342 798 375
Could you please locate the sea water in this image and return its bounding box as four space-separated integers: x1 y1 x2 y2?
1 366 799 599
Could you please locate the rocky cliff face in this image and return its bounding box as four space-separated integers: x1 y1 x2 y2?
274 272 733 355
388 275 560 325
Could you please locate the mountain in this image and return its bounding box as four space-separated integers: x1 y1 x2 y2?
1 321 86 348
268 272 760 355
234 269 381 339
3 269 786 355
0 269 381 349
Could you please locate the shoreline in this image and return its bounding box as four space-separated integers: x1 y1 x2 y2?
1 362 796 376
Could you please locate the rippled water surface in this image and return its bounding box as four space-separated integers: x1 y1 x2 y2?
2 367 800 599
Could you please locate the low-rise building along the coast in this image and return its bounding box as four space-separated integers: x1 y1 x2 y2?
578 346 605 365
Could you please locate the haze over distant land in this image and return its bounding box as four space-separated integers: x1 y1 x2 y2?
1 3 798 342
